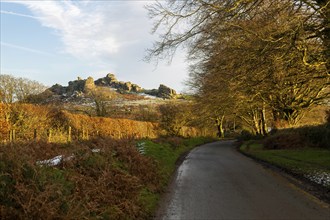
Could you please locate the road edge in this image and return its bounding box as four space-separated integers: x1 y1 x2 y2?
153 141 213 219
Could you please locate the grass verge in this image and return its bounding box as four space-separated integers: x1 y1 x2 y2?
239 141 330 191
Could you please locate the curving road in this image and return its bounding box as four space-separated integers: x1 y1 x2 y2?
156 140 330 220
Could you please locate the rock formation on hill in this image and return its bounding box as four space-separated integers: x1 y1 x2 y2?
49 73 177 99
158 84 177 99
94 74 142 93
50 76 95 95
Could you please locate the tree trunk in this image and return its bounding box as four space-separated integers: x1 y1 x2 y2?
216 115 225 138
253 110 261 135
261 103 267 135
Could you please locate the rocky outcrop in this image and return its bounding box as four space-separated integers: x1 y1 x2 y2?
50 77 95 95
49 73 176 99
49 84 66 95
67 77 96 94
84 77 95 92
95 73 141 93
106 73 117 82
158 84 177 99
144 84 177 99
95 73 118 87
131 84 141 92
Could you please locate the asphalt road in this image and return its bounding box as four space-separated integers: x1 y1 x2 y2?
156 140 330 220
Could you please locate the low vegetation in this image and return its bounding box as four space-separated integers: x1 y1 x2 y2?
0 138 158 219
0 99 216 219
0 136 214 219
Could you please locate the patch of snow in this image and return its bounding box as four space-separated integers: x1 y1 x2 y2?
136 142 146 155
138 93 159 99
36 148 100 167
36 155 64 166
303 170 330 187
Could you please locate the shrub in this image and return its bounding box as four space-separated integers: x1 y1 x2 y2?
296 125 330 149
238 130 264 141
263 124 330 149
263 132 307 149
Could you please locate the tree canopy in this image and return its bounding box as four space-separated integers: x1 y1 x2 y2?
147 0 329 133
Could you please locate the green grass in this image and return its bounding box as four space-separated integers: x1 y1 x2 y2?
240 142 330 188
138 188 160 216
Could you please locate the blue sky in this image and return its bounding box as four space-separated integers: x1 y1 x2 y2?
0 0 189 92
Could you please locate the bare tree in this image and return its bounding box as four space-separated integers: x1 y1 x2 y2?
0 74 47 103
0 74 16 103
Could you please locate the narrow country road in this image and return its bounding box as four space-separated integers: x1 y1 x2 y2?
156 141 330 220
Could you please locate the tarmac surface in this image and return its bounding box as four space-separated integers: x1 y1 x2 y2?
155 140 330 220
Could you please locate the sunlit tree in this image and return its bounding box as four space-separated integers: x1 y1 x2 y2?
147 0 329 130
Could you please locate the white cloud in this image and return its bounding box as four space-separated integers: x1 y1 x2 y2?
12 1 123 61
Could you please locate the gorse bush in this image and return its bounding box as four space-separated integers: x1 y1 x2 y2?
0 138 161 219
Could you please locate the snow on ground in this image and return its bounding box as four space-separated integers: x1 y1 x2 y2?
136 142 146 155
36 144 146 167
303 170 330 187
138 93 161 99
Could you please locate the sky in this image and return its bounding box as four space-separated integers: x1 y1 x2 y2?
0 0 189 92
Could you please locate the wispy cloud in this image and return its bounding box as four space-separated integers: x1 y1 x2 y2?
0 10 39 19
1 41 53 56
